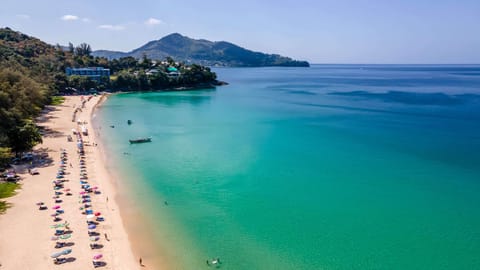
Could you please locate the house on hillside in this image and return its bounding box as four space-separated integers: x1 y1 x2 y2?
167 66 180 78
146 69 159 76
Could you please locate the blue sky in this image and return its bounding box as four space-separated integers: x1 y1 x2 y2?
1 0 479 63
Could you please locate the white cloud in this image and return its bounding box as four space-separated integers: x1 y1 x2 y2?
61 15 79 21
16 14 30 20
145 18 163 26
98 24 125 31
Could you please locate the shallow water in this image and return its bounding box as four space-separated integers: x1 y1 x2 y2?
97 65 480 269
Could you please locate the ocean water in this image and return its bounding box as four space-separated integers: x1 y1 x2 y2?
96 65 480 269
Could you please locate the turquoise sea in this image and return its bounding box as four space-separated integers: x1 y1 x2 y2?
96 65 480 269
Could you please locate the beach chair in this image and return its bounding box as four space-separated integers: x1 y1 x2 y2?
55 242 66 248
54 258 67 264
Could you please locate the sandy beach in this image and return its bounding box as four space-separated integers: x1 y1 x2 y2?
0 96 142 270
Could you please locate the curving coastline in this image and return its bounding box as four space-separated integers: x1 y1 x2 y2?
91 94 171 270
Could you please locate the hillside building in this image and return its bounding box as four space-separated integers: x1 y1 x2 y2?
66 67 110 81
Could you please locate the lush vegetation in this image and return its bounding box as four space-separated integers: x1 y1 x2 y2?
93 33 310 67
110 56 218 91
0 182 19 214
50 96 65 105
0 27 220 167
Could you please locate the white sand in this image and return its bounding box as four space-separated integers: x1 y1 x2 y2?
0 96 142 269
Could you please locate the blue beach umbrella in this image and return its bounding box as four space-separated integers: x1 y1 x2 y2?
88 224 96 229
51 251 63 258
61 248 72 255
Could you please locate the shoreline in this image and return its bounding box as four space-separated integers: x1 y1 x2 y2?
0 96 142 269
91 94 170 269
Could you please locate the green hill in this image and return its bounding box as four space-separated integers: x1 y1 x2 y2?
0 27 63 158
93 33 310 67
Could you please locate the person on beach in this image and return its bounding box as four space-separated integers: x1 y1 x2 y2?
104 233 109 241
139 257 144 267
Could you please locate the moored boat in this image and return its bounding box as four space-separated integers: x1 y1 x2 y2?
129 137 152 144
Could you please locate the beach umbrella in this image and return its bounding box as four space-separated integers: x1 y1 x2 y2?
52 205 61 209
94 212 101 216
89 236 99 241
64 188 71 192
92 186 98 190
59 234 71 240
51 213 58 217
36 202 44 206
51 251 64 258
88 224 96 229
61 248 72 255
93 254 103 260
51 236 59 241
86 214 95 219
79 191 86 195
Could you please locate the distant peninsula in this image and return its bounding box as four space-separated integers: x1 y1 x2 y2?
92 33 310 67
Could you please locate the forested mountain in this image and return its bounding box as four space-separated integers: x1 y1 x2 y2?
93 33 310 67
